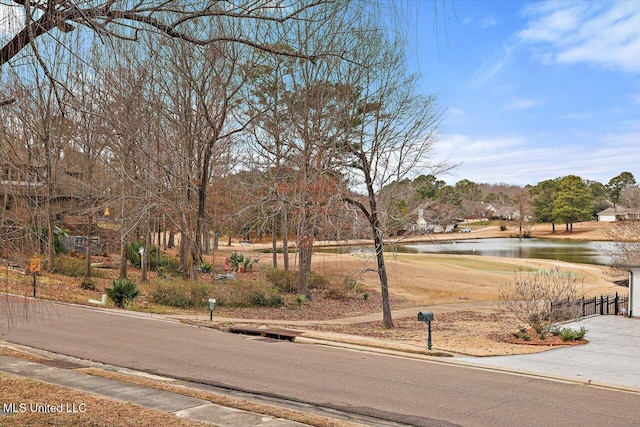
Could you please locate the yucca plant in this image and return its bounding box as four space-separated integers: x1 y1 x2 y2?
106 278 140 308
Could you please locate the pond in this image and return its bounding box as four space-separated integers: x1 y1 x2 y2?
326 238 618 266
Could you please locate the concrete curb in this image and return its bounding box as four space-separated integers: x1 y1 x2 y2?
0 352 308 426
293 336 640 395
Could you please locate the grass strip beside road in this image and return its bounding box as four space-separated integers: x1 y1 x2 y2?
0 371 207 427
78 367 367 427
0 347 366 427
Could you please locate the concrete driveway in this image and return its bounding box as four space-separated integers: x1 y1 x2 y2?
457 315 640 390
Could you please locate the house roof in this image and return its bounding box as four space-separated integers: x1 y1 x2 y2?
597 206 640 215
597 207 618 215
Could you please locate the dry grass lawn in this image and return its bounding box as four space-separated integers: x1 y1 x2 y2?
0 221 628 425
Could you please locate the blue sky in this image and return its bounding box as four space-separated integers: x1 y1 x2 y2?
407 0 640 187
2 1 638 188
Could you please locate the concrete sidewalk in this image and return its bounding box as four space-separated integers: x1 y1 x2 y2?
456 316 640 391
0 354 306 426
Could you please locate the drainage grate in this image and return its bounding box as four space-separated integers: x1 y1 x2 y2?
35 359 86 370
228 326 303 342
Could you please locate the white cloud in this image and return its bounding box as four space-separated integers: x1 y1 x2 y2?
464 43 513 90
478 15 498 28
435 131 640 186
518 1 640 72
503 99 540 111
557 112 593 120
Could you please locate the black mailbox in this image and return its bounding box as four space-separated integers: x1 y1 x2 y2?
418 311 434 322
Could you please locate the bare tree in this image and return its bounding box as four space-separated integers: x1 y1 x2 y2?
1 1 340 67
335 28 445 328
512 189 531 239
499 267 583 335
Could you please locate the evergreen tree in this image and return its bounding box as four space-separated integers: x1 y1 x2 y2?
552 175 593 232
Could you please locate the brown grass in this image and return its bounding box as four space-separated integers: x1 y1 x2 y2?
0 221 627 424
0 371 208 427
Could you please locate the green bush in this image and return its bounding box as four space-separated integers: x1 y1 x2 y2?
55 256 105 279
151 280 209 309
126 241 161 270
558 326 587 342
200 262 212 273
251 293 284 307
226 252 259 272
265 268 298 293
228 252 244 272
55 256 85 277
512 326 531 341
215 279 284 308
106 278 139 308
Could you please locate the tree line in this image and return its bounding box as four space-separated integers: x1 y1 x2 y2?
1 0 450 327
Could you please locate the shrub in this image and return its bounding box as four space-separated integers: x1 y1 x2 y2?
325 281 351 300
55 256 106 279
226 253 259 272
242 256 259 271
512 326 531 341
558 327 587 342
252 293 284 307
307 271 329 289
55 256 85 277
215 279 284 308
126 240 160 270
228 252 244 272
200 262 212 273
81 279 97 291
343 277 359 292
151 280 209 309
498 267 583 335
265 268 297 293
106 278 139 308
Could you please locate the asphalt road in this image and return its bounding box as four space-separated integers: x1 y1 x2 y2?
2 299 640 427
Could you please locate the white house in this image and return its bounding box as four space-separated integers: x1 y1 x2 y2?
597 206 640 222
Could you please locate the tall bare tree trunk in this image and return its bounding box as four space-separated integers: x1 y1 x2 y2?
283 206 290 271
83 214 92 286
272 215 278 268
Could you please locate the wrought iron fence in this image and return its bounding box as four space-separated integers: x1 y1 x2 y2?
551 292 629 319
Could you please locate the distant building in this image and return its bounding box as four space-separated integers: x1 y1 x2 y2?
61 235 103 255
597 206 640 222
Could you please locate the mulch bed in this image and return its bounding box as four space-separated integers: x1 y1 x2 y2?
497 328 588 347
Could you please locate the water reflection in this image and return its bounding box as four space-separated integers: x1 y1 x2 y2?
395 238 615 265
318 238 617 265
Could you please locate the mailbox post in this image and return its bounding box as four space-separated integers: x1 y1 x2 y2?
417 311 434 350
208 298 216 321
